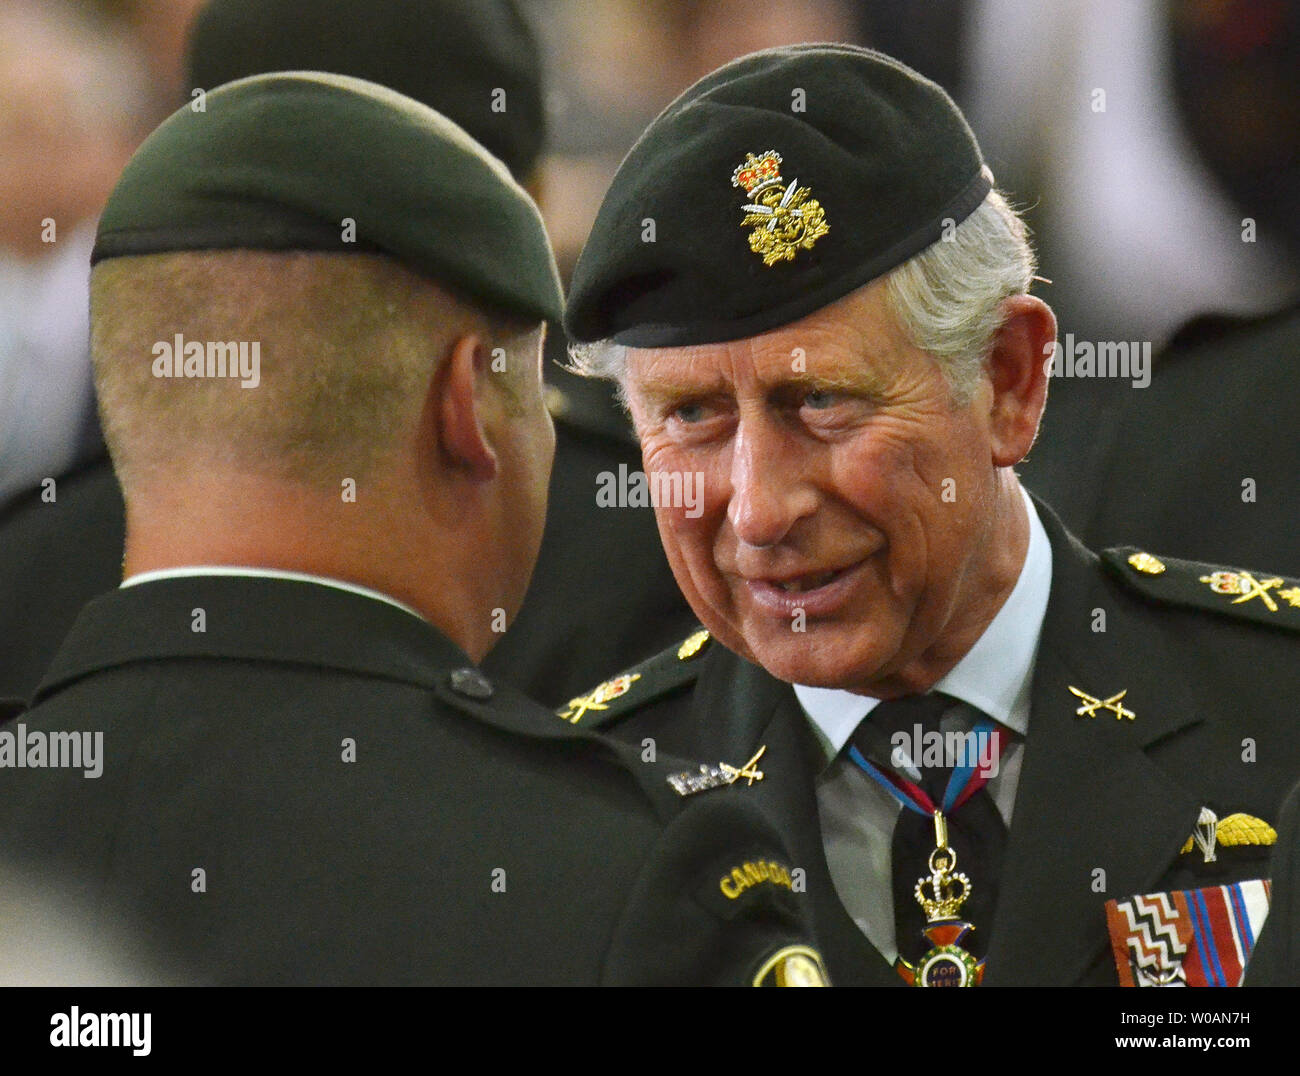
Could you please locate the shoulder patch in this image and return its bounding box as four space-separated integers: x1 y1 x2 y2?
557 629 711 727
1102 547 1300 631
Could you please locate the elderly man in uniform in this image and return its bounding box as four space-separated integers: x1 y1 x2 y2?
560 44 1300 987
0 72 825 986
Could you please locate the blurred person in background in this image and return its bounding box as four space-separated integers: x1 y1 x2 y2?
1019 0 1300 574
0 2 151 510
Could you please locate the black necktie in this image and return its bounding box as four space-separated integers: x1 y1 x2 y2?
848 694 1007 965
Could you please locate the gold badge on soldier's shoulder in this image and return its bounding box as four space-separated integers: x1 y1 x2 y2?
556 672 641 724
1199 570 1285 611
752 945 830 987
1127 552 1166 575
731 150 829 267
677 629 710 660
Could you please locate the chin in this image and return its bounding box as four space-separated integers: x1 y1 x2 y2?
732 619 893 691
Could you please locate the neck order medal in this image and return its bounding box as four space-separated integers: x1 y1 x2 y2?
897 811 984 987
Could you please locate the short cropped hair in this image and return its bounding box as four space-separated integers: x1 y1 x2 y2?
91 250 542 491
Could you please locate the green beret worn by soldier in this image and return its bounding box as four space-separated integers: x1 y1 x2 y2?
0 73 826 986
561 44 1300 988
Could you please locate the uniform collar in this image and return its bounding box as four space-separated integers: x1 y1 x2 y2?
795 484 1052 758
122 565 426 623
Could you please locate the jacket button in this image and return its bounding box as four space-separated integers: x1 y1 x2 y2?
448 667 494 700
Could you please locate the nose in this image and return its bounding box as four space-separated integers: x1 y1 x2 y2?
726 412 816 548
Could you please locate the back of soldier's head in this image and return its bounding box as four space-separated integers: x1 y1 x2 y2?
89 72 561 493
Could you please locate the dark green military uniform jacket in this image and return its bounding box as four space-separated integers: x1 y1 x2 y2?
0 372 695 707
561 502 1300 986
1243 781 1300 986
0 575 819 986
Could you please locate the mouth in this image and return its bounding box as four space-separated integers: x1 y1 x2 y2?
741 559 869 617
769 567 850 593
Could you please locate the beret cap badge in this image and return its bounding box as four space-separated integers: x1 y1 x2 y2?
731 150 828 267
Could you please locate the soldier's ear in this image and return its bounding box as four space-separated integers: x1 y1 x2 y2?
435 332 498 483
984 295 1055 467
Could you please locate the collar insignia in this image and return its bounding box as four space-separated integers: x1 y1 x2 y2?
557 672 641 724
1069 685 1135 721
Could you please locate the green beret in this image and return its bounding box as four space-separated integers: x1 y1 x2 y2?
565 44 992 347
92 71 562 325
186 0 546 182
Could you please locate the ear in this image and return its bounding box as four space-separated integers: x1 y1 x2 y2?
985 295 1056 467
436 333 498 482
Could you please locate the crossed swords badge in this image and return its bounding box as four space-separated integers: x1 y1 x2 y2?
1069 685 1135 721
1200 570 1300 611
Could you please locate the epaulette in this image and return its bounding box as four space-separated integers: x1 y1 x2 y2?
555 628 713 728
1102 547 1300 631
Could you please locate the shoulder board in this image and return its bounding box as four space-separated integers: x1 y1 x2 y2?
555 628 713 729
1102 547 1300 632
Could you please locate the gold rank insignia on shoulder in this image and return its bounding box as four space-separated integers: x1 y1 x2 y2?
667 745 766 796
1127 551 1166 575
752 945 830 987
1069 685 1135 721
1199 570 1296 611
1179 807 1277 863
677 629 710 660
731 150 829 267
556 672 641 724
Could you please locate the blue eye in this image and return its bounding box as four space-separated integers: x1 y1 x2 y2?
803 390 838 410
673 402 707 423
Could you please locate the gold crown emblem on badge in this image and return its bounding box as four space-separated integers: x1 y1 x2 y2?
915 849 971 921
731 150 784 194
731 150 829 267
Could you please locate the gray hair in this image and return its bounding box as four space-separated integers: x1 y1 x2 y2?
568 189 1037 405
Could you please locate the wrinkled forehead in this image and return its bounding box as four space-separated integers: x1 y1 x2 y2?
622 283 912 396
